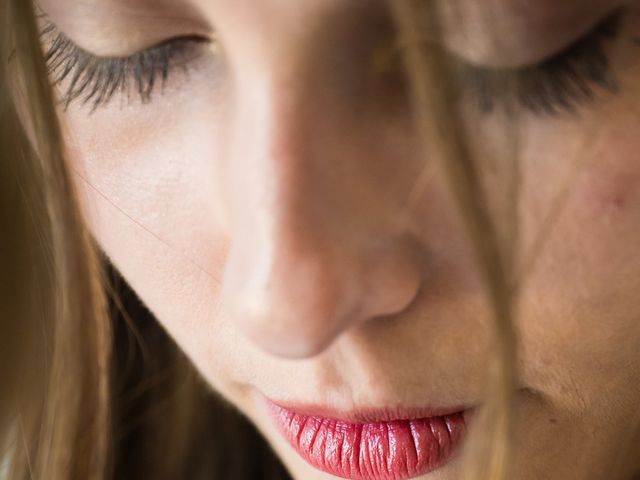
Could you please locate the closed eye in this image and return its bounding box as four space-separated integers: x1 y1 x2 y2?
455 10 624 116
40 20 212 111
42 9 626 117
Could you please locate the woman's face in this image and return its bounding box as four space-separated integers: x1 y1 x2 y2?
40 0 640 478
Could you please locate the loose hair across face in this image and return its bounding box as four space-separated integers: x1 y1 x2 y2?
390 2 519 478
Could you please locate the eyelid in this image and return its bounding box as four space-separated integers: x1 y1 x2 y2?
35 0 216 58
41 19 211 61
440 2 626 68
454 11 620 72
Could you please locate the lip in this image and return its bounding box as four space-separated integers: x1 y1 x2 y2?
264 398 468 480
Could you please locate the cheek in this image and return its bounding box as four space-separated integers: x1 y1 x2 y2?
68 116 222 273
60 91 249 395
517 110 640 410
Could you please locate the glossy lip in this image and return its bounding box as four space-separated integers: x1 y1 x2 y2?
263 397 469 480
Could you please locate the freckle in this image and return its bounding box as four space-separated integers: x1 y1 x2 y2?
548 418 558 424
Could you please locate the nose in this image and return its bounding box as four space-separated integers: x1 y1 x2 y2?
223 217 422 358
220 24 423 359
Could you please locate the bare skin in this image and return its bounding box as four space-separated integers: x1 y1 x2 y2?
38 0 640 478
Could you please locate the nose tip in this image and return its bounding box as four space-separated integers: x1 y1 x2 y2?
221 234 422 359
224 252 357 358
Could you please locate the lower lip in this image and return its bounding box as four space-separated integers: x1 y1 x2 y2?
265 400 467 480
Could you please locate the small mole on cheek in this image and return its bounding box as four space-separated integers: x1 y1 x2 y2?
584 164 638 217
599 193 626 210
581 132 640 216
548 418 558 424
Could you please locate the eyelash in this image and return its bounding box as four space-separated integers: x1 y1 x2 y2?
41 21 207 111
41 13 623 115
458 12 623 115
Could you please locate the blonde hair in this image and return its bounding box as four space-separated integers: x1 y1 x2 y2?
2 0 110 478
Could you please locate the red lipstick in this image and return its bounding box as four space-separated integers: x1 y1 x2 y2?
265 399 467 480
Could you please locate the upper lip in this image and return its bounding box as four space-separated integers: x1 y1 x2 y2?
263 396 469 423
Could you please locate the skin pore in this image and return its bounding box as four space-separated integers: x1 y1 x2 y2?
38 0 640 478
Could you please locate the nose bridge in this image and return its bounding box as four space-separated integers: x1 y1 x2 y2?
222 68 365 351
228 39 360 250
